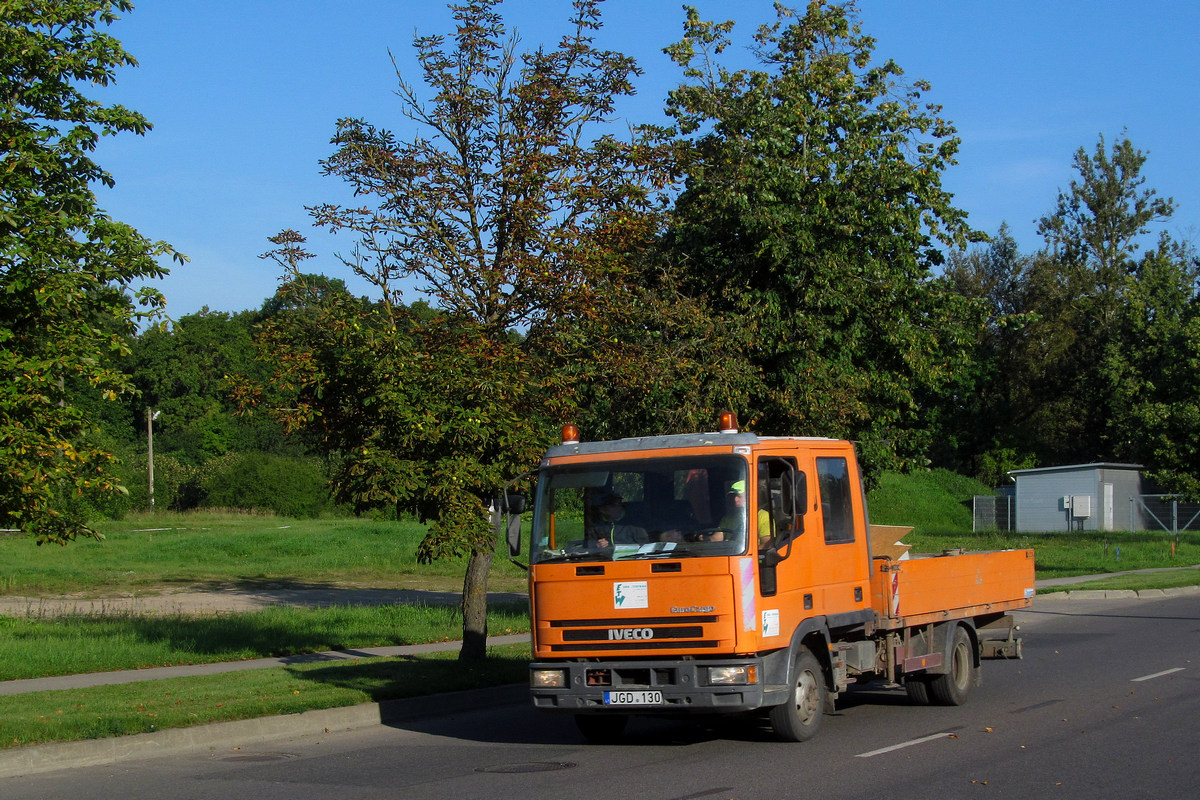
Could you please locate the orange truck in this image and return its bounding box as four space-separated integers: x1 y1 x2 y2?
504 415 1035 742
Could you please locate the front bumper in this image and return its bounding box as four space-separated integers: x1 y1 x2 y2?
530 655 791 715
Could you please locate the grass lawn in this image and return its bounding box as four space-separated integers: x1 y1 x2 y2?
905 529 1200 580
0 511 529 596
0 602 530 681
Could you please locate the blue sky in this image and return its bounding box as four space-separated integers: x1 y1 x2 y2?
93 1 1200 318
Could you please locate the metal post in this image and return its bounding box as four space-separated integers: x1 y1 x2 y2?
147 409 160 509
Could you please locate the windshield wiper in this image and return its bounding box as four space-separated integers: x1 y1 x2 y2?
535 550 611 564
617 548 701 560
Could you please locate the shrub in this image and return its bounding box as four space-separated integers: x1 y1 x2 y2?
200 452 332 517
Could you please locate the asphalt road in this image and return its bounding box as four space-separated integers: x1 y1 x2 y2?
5 592 1197 799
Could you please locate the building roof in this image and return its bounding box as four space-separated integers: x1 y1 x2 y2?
1008 462 1143 477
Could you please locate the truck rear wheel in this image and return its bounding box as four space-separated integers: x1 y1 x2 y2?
769 651 826 742
928 626 974 706
574 713 628 743
905 676 932 705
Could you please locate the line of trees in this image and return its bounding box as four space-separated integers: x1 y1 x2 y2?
4 1 1197 656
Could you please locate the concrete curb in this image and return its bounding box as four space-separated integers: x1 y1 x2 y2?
1050 585 1200 600
0 683 527 779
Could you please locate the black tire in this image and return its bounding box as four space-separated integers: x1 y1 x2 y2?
928 626 975 706
768 650 826 742
574 713 628 743
905 676 932 705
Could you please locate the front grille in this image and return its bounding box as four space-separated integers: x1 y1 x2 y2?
584 666 679 688
550 615 717 627
561 626 704 642
550 640 720 652
543 611 726 653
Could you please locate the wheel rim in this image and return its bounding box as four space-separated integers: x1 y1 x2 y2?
951 639 971 690
795 668 820 724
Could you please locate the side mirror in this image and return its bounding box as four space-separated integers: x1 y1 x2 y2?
500 493 526 556
773 470 806 537
790 470 808 523
506 515 522 557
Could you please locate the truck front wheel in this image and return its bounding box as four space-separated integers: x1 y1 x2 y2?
928 626 975 706
769 651 826 742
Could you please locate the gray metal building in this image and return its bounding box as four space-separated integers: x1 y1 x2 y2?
1007 463 1145 532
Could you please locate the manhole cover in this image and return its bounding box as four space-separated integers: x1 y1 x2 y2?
476 762 577 774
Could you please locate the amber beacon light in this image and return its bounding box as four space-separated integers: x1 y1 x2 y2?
561 423 580 444
718 411 738 433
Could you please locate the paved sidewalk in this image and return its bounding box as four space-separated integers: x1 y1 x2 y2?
0 633 530 696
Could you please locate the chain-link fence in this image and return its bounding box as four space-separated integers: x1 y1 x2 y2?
1131 495 1200 533
977 493 1200 533
972 494 1014 532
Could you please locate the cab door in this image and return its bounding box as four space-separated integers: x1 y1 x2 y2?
804 443 872 618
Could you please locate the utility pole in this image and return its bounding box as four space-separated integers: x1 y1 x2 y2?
147 409 161 508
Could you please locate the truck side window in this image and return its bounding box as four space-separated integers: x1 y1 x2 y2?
816 457 855 544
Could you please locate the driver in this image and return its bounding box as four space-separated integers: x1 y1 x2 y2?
587 491 649 549
704 480 771 545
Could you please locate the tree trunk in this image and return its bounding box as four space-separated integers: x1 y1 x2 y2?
458 546 494 660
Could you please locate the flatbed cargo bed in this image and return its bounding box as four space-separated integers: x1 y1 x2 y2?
870 548 1036 629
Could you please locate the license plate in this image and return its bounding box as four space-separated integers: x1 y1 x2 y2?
603 690 664 706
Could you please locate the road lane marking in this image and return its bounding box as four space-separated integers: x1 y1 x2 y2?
855 732 956 758
1131 667 1186 682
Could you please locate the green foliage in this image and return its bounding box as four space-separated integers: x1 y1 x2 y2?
936 224 1037 478
1119 241 1200 496
661 1 979 474
111 448 198 513
245 0 677 658
1015 134 1180 465
240 291 565 561
0 0 184 543
200 452 331 518
972 446 1037 490
129 308 289 463
940 134 1200 493
309 0 673 332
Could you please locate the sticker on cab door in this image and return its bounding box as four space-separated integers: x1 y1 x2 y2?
614 581 648 609
761 609 780 638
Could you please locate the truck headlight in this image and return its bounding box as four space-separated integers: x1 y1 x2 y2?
707 665 757 685
531 668 567 688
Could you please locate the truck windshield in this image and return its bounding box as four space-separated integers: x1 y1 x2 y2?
531 455 749 563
